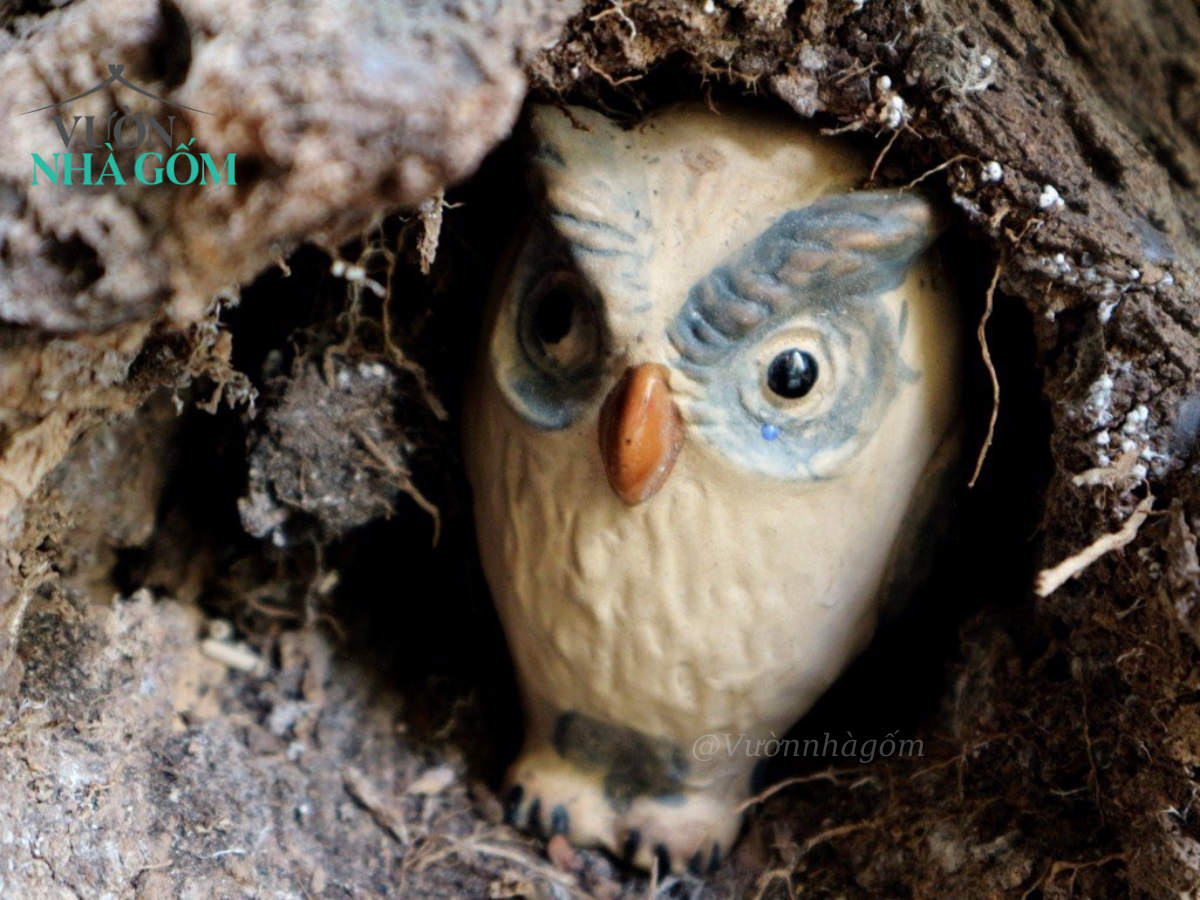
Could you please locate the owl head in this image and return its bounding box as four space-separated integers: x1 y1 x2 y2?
479 102 957 490
464 102 961 780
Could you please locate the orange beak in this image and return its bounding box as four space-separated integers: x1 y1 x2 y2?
598 363 685 505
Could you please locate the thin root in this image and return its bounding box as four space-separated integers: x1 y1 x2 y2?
1020 853 1126 899
584 59 643 88
868 126 904 185
902 153 974 191
736 767 861 812
801 818 882 855
969 255 1004 487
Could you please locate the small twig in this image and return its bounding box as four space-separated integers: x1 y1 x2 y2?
416 190 444 276
1071 446 1141 488
1035 495 1155 597
969 255 1004 487
868 126 904 185
343 766 411 846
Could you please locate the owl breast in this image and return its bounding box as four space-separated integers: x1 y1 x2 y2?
468 370 922 745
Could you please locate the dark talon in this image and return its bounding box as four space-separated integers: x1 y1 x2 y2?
527 798 543 837
550 804 570 836
654 843 671 877
502 785 524 825
707 842 722 874
621 829 642 865
687 850 704 876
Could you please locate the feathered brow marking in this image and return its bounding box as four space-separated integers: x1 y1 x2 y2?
669 192 939 370
531 127 652 265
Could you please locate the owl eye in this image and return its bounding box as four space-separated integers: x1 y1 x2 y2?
766 348 819 399
520 271 603 378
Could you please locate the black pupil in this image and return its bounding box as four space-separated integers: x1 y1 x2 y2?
767 349 819 399
533 288 575 345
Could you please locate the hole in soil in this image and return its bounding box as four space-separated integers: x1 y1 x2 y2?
107 87 1051 882
45 234 103 293
113 139 530 784
145 0 193 90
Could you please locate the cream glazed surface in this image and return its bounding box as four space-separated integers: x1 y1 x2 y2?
463 102 962 875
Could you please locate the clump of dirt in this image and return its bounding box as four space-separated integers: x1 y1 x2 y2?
240 345 432 542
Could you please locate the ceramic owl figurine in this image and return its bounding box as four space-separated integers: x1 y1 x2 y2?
463 103 962 875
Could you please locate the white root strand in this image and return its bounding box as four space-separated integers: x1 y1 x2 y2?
1035 495 1154 598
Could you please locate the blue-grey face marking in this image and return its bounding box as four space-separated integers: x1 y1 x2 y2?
668 192 938 480
494 189 939 473
497 223 609 430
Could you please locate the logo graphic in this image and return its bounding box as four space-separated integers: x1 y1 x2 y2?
26 64 235 187
20 64 211 117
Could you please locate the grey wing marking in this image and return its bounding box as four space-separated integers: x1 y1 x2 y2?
669 191 939 370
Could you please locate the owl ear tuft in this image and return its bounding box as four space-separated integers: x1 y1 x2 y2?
525 106 650 256
527 105 622 177
670 191 946 369
770 191 944 299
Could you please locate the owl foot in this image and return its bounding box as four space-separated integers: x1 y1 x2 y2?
612 792 741 877
504 747 617 845
504 748 742 877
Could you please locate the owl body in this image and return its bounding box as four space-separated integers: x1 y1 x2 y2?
464 104 961 874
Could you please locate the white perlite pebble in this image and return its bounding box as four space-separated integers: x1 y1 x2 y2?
1098 297 1121 324
1038 184 1065 210
883 95 906 129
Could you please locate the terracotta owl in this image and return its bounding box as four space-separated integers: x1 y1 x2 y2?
463 103 962 875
